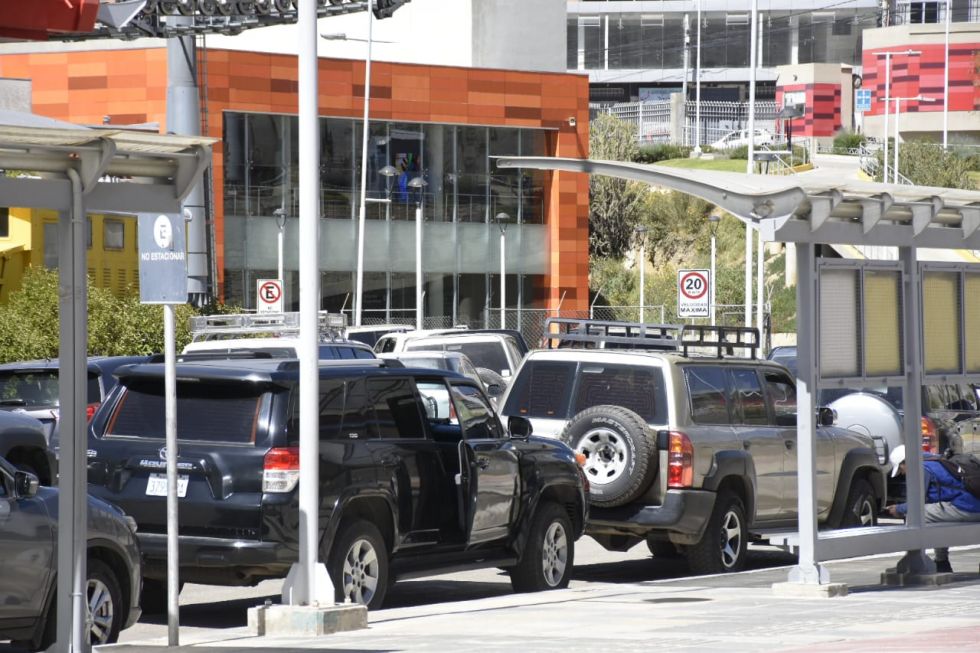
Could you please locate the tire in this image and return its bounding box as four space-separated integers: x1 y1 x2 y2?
510 502 574 593
686 491 748 575
140 578 183 615
86 559 124 646
647 539 681 558
839 478 877 528
328 520 390 610
559 405 657 508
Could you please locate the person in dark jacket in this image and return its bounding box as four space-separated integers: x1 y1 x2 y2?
886 444 980 573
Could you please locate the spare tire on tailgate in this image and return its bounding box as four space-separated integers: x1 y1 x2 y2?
559 405 657 508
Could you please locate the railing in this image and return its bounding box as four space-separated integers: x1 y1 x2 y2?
684 100 781 149
600 101 673 144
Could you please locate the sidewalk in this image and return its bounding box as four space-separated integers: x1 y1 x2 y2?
102 546 980 652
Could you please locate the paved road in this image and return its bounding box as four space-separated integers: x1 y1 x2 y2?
117 537 797 644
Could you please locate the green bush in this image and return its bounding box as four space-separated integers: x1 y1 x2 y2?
832 130 866 152
728 144 749 160
636 143 691 164
0 267 201 363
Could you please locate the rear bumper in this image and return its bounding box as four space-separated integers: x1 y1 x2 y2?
138 533 297 580
586 489 716 538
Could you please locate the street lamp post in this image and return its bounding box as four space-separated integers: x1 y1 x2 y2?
409 176 427 329
353 7 375 327
379 164 398 220
893 95 936 184
874 49 920 182
635 226 648 323
495 212 510 329
708 214 720 326
273 208 286 307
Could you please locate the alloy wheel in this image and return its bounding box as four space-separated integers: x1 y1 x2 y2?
87 578 115 646
719 509 743 570
541 520 568 587
341 538 381 606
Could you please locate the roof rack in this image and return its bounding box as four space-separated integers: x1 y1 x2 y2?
189 311 348 341
679 325 760 359
542 318 683 351
542 318 759 358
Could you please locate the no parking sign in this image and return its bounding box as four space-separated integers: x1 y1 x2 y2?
256 278 283 313
677 269 710 318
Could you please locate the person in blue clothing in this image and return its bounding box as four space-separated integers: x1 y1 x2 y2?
886 444 980 573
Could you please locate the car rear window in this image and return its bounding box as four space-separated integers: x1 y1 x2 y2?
684 366 731 425
408 341 509 374
572 364 667 423
503 360 575 419
0 369 100 406
105 381 266 444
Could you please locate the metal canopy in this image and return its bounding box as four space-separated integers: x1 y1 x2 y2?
495 156 980 248
0 114 215 650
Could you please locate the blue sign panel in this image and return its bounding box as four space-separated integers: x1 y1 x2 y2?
855 89 872 112
138 212 188 304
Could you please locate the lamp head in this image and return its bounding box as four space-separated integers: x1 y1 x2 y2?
379 165 399 178
407 176 427 189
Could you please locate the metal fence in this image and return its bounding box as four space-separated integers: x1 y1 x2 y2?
346 304 762 354
683 100 781 149
596 99 783 149
600 101 674 145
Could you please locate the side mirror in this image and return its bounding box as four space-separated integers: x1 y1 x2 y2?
817 406 837 427
14 470 39 498
508 415 533 439
485 383 502 398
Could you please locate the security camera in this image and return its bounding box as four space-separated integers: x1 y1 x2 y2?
568 117 577 128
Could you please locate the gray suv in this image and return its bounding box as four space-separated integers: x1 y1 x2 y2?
499 320 887 574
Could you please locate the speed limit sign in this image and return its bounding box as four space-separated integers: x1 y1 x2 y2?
677 269 710 318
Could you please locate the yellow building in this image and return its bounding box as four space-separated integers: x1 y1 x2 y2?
0 208 139 303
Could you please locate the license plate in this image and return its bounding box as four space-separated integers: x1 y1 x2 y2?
146 473 189 497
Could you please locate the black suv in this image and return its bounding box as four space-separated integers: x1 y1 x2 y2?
86 359 587 609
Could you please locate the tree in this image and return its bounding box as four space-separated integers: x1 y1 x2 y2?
879 141 974 189
588 113 648 259
0 267 199 363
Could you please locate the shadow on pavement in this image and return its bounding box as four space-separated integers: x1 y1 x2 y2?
138 593 280 628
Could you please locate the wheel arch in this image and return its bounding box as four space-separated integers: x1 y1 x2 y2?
827 448 886 527
701 450 756 525
321 493 396 562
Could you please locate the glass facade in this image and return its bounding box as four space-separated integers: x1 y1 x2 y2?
567 7 879 72
222 113 551 326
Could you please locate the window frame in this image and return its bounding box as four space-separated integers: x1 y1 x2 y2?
727 367 770 426
683 364 733 426
103 218 125 250
762 370 798 427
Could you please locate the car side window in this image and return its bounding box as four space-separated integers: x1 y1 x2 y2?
317 379 370 441
417 379 462 443
364 377 426 439
375 336 396 354
729 368 768 426
764 372 797 427
451 383 503 440
684 366 730 425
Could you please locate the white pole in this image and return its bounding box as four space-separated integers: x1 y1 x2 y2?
744 223 753 328
639 240 645 323
416 203 423 329
710 229 716 326
694 0 702 155
294 0 324 606
756 228 764 348
746 0 758 175
942 0 950 150
164 304 179 645
500 228 506 329
682 14 690 102
893 96 900 185
354 7 374 327
277 226 284 287
883 53 891 181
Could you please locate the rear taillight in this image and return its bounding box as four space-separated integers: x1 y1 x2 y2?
921 416 938 454
667 431 694 488
263 447 300 493
86 402 100 422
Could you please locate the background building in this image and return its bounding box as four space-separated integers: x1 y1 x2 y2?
0 38 590 326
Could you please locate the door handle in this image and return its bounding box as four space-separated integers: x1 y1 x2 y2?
785 439 795 450
475 457 490 470
742 441 751 450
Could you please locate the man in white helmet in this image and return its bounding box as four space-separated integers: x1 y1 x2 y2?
886 444 980 573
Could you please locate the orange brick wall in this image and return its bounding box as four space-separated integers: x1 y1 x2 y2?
0 47 590 311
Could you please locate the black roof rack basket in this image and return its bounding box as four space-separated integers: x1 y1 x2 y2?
541 318 760 358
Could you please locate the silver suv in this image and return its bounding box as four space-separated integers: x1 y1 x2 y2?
498 319 887 574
